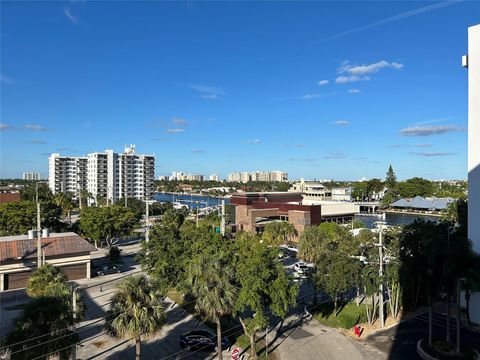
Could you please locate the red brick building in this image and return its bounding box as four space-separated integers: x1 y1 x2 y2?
230 192 358 239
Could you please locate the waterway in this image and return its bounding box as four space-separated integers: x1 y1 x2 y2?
153 192 440 227
153 192 229 209
354 213 440 229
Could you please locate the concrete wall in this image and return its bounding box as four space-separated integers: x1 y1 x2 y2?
467 24 480 324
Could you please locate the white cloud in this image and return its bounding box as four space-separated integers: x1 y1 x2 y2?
0 74 15 85
348 89 361 94
172 116 188 126
331 120 351 126
189 84 225 100
165 128 185 134
324 152 347 159
64 6 78 24
318 80 329 86
192 149 205 153
410 152 457 157
201 94 222 100
324 1 461 40
0 123 12 131
400 125 466 136
336 60 403 83
24 124 48 132
246 139 261 144
339 60 404 75
335 75 370 84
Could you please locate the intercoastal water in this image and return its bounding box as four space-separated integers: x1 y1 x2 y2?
153 193 440 227
354 213 440 229
153 192 229 209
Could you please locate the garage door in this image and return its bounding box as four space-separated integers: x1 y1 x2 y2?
58 263 87 280
5 271 33 290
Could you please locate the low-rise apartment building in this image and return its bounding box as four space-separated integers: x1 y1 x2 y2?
0 231 96 291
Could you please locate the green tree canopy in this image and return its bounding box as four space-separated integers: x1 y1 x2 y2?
0 200 66 236
235 232 298 359
79 205 140 247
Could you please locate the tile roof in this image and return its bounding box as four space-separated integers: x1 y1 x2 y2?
0 232 96 263
0 192 21 205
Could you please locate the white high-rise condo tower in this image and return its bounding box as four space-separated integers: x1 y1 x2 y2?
464 24 480 324
49 145 155 204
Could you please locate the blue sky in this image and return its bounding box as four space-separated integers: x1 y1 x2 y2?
1 1 479 180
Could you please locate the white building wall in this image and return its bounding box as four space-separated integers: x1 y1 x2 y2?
466 24 480 324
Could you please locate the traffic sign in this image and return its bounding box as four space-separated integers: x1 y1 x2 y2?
231 347 240 360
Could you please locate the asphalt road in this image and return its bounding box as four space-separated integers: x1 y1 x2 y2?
366 312 480 360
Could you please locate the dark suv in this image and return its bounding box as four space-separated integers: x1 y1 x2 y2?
179 330 230 351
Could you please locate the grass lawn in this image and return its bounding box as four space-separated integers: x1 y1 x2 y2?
311 301 367 330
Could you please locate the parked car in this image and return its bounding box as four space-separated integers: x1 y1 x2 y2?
294 262 310 274
179 330 230 351
97 265 121 276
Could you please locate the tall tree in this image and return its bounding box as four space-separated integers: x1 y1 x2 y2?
187 241 237 360
385 165 397 190
79 205 140 247
235 232 298 359
55 193 74 224
106 275 166 360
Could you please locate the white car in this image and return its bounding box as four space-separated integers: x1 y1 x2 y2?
294 262 309 274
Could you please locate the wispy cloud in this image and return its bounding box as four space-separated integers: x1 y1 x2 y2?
324 1 462 40
273 92 337 101
152 138 169 142
290 157 317 162
192 149 205 153
387 144 410 148
189 84 225 100
26 140 48 144
331 120 351 126
165 128 185 134
0 74 15 85
64 6 79 24
0 123 12 131
416 143 433 148
336 60 403 83
348 89 361 94
410 152 457 157
318 80 329 86
400 125 466 136
172 116 188 126
415 117 452 126
24 124 48 132
246 139 261 144
324 152 347 159
201 94 222 100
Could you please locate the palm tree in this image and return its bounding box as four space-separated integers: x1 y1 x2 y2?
105 275 166 360
263 221 298 246
188 255 237 360
6 296 79 360
55 193 74 224
27 263 69 298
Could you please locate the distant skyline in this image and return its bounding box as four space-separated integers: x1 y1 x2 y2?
1 1 479 180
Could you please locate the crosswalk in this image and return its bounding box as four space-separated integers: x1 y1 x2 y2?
414 312 463 329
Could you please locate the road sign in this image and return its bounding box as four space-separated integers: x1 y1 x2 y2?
231 347 240 360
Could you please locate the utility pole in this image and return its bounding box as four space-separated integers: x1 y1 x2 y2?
145 199 150 243
78 185 82 210
72 286 78 360
36 183 42 268
221 199 226 236
378 221 385 328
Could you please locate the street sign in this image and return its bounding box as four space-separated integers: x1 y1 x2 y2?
231 347 240 360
